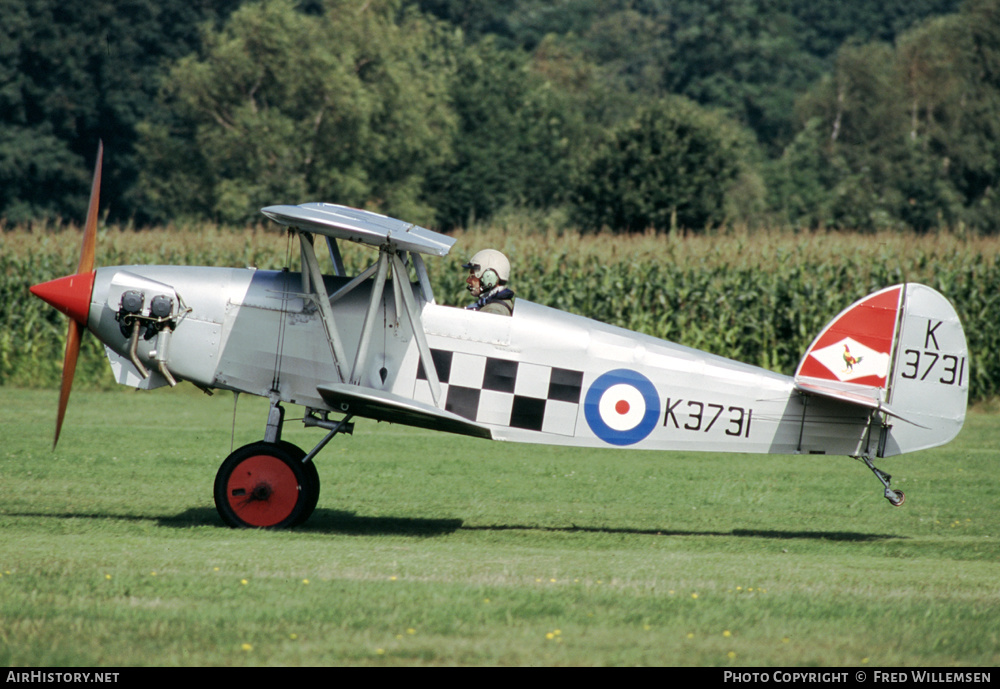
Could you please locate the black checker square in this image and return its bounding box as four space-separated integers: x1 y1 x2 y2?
412 348 584 436
416 348 453 383
547 367 583 403
483 357 518 393
509 395 547 432
445 385 481 421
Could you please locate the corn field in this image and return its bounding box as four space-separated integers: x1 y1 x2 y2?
2 222 998 403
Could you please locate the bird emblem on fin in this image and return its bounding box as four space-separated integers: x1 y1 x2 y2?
843 344 863 372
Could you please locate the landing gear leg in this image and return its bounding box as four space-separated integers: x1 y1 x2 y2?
264 397 284 444
857 454 905 507
263 398 320 525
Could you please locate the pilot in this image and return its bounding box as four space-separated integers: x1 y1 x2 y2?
463 249 515 316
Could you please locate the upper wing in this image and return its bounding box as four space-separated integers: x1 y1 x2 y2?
260 203 456 257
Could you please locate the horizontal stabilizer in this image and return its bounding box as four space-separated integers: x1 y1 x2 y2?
793 379 926 427
261 203 456 257
317 383 493 440
794 378 883 409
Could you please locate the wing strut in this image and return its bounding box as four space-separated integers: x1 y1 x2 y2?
411 253 435 304
349 251 390 385
329 261 380 304
391 252 442 407
298 233 349 383
326 236 346 277
294 231 444 408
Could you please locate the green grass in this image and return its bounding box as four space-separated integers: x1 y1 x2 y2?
1 386 998 666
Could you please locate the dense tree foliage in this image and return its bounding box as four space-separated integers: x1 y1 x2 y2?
138 0 457 225
423 39 588 229
771 0 1000 231
3 0 997 233
416 0 964 152
0 0 240 223
572 97 758 232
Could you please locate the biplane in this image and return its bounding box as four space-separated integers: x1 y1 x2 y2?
30 146 969 528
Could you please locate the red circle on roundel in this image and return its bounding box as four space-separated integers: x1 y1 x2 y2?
615 400 630 415
226 454 300 527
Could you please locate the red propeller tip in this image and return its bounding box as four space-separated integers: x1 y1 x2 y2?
30 271 96 326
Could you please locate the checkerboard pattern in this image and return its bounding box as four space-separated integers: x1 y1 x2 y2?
414 349 584 436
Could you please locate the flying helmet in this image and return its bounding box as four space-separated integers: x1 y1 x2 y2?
463 249 510 290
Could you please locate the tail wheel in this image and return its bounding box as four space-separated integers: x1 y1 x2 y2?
214 442 318 528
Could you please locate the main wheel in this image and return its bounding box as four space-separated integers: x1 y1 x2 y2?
887 489 906 507
214 441 317 528
278 441 320 526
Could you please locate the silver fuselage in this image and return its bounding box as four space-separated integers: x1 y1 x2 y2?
89 265 881 457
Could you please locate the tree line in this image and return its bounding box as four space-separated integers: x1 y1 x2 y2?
2 0 997 233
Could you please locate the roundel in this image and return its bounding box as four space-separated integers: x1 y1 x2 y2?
584 369 660 446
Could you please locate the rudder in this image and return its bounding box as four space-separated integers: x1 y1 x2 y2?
883 283 968 455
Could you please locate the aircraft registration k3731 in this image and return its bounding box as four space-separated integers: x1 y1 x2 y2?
31 146 969 528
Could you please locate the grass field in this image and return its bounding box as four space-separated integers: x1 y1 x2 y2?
1 386 997 667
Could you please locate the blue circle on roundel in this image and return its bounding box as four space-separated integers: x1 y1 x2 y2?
584 369 661 446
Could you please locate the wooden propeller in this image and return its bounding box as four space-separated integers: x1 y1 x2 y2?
30 141 103 448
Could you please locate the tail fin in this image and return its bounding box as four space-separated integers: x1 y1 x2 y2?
794 284 968 456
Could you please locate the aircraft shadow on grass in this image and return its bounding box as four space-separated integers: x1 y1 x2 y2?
158 507 901 542
8 509 904 542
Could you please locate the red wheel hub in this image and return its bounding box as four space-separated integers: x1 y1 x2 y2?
225 454 301 527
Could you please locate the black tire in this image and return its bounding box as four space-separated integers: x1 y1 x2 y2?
214 441 313 528
278 441 320 526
